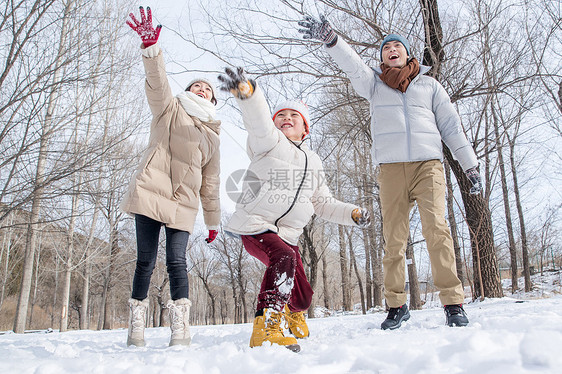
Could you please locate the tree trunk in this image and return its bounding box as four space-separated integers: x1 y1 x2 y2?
102 223 119 330
444 146 503 298
236 245 249 323
361 177 374 309
508 134 531 291
348 230 365 314
50 248 59 328
60 257 72 332
444 160 465 286
371 195 384 307
301 220 319 317
79 206 101 330
420 0 502 299
0 212 14 309
61 170 81 332
406 235 423 310
321 252 330 309
13 0 75 334
419 0 445 78
491 102 518 293
338 225 351 310
29 234 42 328
363 229 373 309
202 287 216 325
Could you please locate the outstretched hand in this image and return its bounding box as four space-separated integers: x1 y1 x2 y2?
298 15 337 46
352 208 371 228
217 67 255 100
126 6 162 47
205 230 218 244
465 167 482 195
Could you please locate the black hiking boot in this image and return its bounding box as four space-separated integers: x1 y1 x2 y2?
381 303 410 330
444 304 469 327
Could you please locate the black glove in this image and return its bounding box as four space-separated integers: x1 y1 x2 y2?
465 167 482 195
298 15 338 46
352 208 371 228
217 67 255 100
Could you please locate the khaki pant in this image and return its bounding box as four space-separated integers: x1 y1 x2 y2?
379 160 464 307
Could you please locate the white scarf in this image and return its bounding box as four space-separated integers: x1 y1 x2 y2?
176 91 216 122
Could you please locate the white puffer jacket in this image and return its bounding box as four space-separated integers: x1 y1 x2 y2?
225 85 358 245
325 38 477 171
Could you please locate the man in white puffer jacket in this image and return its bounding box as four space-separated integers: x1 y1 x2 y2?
218 67 371 352
299 16 482 330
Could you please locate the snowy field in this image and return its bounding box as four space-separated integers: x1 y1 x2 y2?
1 272 561 374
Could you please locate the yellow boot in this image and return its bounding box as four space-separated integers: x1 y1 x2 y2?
284 305 310 338
249 309 300 352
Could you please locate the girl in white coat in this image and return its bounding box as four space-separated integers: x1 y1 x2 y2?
218 67 370 352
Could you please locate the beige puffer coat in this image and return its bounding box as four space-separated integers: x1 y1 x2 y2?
121 48 221 233
225 85 358 245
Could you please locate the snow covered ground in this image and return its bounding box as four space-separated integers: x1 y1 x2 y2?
1 272 561 374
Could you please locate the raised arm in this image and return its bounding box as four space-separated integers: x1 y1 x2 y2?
218 67 282 155
127 6 172 117
298 15 377 100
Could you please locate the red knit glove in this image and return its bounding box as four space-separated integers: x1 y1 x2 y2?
205 230 218 244
126 6 162 48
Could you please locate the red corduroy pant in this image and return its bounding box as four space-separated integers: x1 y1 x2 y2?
242 231 313 312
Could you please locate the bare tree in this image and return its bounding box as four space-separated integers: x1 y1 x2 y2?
213 224 253 324
13 0 77 333
419 0 504 298
190 241 220 325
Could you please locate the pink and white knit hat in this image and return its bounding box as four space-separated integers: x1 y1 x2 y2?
272 99 310 138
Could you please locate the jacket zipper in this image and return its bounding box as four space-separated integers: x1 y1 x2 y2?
403 91 411 160
274 142 308 229
403 73 422 161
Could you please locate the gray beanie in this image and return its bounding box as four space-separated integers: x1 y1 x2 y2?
379 34 411 60
185 78 217 105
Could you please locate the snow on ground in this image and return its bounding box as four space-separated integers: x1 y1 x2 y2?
1 271 561 374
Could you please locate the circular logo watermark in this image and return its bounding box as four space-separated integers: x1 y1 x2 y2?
225 169 262 204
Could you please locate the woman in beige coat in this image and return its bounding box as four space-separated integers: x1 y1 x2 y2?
122 6 220 347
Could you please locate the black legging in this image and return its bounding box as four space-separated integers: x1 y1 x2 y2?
131 214 190 301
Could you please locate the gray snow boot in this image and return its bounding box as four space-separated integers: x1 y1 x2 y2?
127 298 149 347
167 298 192 346
444 304 469 327
381 303 410 330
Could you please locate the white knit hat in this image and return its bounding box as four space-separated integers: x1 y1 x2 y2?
272 99 310 138
185 78 217 105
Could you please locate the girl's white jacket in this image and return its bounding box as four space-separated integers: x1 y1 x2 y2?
225 85 359 245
